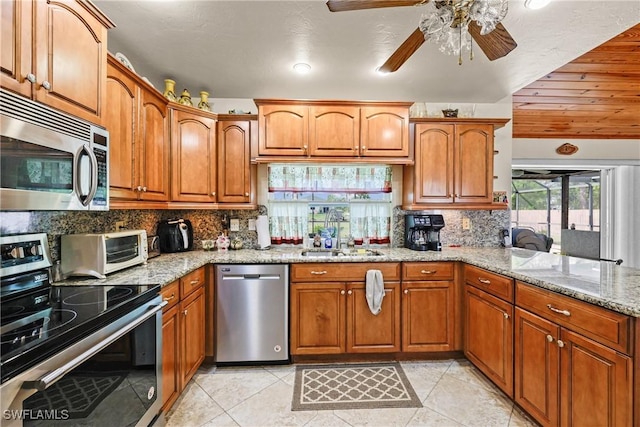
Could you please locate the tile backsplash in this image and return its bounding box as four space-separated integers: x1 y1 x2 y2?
1 205 509 262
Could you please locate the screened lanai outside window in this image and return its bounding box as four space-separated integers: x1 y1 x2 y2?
267 165 392 246
511 171 600 251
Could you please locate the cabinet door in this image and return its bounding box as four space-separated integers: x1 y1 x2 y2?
139 90 170 201
455 124 494 204
309 106 360 156
413 124 455 203
161 304 180 411
258 104 308 156
464 285 514 397
171 109 217 202
106 60 138 201
360 106 409 157
290 283 345 355
560 329 633 427
217 120 251 203
402 281 455 352
346 282 400 353
180 287 205 387
0 0 32 97
514 308 560 427
34 0 108 125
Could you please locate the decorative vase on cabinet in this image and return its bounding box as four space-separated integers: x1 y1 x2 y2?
198 91 212 112
178 89 192 106
163 79 177 102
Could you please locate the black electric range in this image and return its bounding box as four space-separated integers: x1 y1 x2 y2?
0 233 160 384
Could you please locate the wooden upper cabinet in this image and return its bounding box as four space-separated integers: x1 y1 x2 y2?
403 118 509 209
258 104 308 156
106 55 170 205
255 100 412 162
1 0 113 125
217 118 253 204
309 106 360 156
1 0 33 97
360 106 409 157
171 107 217 203
106 60 138 201
138 89 170 201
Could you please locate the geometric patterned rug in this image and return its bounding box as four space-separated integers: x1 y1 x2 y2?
291 363 422 411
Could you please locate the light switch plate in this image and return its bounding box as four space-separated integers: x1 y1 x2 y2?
462 217 471 230
230 218 240 231
248 218 256 231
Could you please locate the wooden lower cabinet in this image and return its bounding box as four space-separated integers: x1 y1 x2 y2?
402 281 456 352
290 280 400 355
515 307 633 427
161 303 180 411
160 268 206 412
464 284 514 397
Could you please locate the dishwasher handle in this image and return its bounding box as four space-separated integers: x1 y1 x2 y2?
221 274 282 280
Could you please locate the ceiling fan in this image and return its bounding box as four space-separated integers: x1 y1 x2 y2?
326 0 518 71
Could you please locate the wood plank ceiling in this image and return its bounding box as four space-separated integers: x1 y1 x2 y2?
512 23 640 140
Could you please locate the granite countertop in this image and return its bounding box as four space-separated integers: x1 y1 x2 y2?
59 247 640 317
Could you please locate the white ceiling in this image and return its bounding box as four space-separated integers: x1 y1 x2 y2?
95 0 640 104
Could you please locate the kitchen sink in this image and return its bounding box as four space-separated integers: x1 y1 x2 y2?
300 249 384 258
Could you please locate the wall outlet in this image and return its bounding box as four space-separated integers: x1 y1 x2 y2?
230 218 240 232
462 217 471 230
248 218 256 231
115 221 125 231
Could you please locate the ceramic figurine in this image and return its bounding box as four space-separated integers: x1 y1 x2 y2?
230 237 243 250
163 79 177 102
216 234 230 251
178 89 193 107
197 91 212 112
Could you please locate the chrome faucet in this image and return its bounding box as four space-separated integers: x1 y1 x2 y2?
324 208 343 248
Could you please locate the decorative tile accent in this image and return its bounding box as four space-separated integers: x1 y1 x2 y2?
292 363 422 411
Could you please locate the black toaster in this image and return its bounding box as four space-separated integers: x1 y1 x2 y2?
157 218 193 253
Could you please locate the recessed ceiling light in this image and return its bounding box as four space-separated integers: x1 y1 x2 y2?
524 0 551 10
293 63 311 74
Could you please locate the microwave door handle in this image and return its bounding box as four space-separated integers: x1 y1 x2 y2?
75 145 98 206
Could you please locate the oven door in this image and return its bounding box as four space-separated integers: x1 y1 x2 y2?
1 296 165 427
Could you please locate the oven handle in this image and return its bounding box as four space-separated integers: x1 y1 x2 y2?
23 301 167 392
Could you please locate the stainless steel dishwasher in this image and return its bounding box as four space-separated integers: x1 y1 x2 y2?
215 264 289 363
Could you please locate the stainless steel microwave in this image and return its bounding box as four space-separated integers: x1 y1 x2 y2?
0 89 109 211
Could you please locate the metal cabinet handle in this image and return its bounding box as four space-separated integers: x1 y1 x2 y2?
183 309 188 316
310 270 327 275
163 293 176 302
354 146 359 151
503 312 509 319
190 280 199 285
347 290 352 295
136 186 143 192
547 304 571 316
404 289 409 294
340 290 345 295
478 278 491 284
546 334 554 343
303 145 308 154
421 270 435 274
362 146 366 150
557 340 565 348
211 192 216 196
142 186 147 192
41 80 51 90
26 73 36 83
245 192 250 197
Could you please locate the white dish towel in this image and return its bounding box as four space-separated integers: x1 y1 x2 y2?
365 269 385 315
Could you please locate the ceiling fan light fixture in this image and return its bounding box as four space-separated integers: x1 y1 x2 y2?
293 63 311 74
524 0 551 10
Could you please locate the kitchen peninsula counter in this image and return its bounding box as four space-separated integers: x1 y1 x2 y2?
59 247 640 317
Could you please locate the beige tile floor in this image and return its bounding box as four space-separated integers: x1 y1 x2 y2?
163 359 537 427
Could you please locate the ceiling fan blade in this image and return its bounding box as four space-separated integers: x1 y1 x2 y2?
467 22 517 61
378 27 426 73
326 0 423 12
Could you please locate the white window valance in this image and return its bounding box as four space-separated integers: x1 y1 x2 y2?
268 165 392 193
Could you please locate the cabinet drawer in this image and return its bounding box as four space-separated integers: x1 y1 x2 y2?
464 264 513 302
160 280 180 311
516 281 632 355
290 263 401 282
402 262 454 281
180 267 205 298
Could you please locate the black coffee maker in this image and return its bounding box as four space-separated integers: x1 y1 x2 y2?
404 214 445 251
